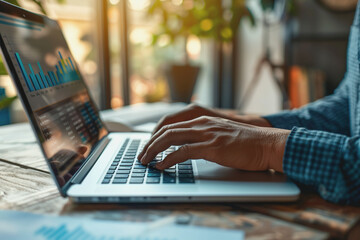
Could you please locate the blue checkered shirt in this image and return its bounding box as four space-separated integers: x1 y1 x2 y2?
264 3 360 205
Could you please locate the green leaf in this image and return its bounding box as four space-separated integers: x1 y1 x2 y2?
246 6 256 27
4 0 21 7
0 96 17 110
0 57 7 75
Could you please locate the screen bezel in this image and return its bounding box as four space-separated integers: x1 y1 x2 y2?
0 0 109 196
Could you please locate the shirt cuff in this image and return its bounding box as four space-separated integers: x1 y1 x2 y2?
263 110 300 130
283 127 348 202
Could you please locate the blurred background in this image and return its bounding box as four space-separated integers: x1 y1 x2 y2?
0 0 357 125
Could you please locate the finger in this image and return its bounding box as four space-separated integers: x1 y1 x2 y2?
138 119 198 160
155 143 208 170
140 128 206 165
140 115 216 160
77 145 88 155
152 104 202 135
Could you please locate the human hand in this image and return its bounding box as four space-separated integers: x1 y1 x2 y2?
138 116 289 172
152 104 272 136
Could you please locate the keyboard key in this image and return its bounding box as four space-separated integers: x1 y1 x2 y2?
122 159 134 163
146 178 160 184
164 169 175 173
120 162 133 166
114 174 129 179
107 170 115 174
178 173 193 178
179 178 195 183
109 166 117 170
163 172 176 178
134 165 146 169
117 170 130 174
118 166 132 170
130 178 144 184
113 178 127 184
178 170 193 174
131 173 145 178
163 177 176 184
127 150 137 153
133 169 146 173
148 162 157 168
104 174 113 179
178 165 192 170
148 168 161 173
126 151 137 154
147 172 161 177
179 160 192 165
102 178 111 184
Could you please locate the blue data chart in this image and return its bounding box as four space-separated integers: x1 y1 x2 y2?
34 224 174 240
35 224 104 240
15 51 80 92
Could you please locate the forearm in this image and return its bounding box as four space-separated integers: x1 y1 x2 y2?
263 87 351 135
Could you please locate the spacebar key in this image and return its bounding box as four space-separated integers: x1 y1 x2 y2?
179 178 195 183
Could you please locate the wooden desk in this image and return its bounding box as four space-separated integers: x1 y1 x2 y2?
1 123 359 240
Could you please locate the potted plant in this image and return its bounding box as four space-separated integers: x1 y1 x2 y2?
147 0 255 103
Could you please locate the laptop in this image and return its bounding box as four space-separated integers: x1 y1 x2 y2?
0 1 300 203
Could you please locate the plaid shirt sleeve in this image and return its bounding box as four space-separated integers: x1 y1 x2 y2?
261 83 360 204
284 127 360 205
263 83 350 136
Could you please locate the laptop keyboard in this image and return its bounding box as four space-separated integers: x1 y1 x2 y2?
101 138 195 184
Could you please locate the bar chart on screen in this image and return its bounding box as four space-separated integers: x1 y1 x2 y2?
15 51 80 92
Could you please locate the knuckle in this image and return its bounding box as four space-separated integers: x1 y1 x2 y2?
213 116 223 122
206 126 221 132
160 124 170 133
159 114 173 126
197 115 210 123
164 129 175 138
181 144 191 158
188 103 199 110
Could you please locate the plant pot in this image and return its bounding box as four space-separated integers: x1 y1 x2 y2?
165 64 201 103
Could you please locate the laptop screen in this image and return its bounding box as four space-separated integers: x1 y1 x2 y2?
0 2 108 189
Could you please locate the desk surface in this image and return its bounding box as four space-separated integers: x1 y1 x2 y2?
1 123 360 240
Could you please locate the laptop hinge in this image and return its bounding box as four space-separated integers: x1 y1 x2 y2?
70 137 111 185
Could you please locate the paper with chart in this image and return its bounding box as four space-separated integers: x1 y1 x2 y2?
0 210 245 240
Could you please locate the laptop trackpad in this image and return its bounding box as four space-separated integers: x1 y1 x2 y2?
195 160 288 183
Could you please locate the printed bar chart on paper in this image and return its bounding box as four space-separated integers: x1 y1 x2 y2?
35 224 102 240
15 51 80 92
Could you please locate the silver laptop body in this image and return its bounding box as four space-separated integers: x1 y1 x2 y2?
0 1 299 203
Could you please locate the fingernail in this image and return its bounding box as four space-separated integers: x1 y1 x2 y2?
140 154 145 163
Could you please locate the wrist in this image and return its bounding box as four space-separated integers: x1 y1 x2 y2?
266 129 290 172
234 115 273 127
